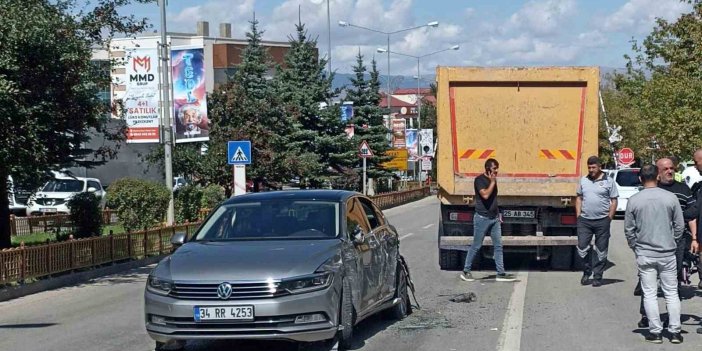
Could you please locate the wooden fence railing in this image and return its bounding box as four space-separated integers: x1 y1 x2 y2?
1 187 430 285
10 210 120 237
0 223 201 285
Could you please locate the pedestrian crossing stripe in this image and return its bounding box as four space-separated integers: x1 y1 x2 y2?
232 147 249 162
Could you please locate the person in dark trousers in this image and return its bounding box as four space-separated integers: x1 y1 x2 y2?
460 158 516 282
576 156 618 287
637 158 698 328
688 149 702 336
626 164 685 344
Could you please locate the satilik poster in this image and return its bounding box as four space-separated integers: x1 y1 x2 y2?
123 48 160 143
172 47 209 143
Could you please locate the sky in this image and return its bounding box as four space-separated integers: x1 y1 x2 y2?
122 0 693 76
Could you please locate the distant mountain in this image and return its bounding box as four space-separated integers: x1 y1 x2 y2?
332 67 625 93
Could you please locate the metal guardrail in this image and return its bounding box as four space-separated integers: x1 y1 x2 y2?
371 186 430 210
0 187 430 285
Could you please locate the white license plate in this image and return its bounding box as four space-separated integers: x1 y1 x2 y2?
502 210 535 218
40 208 57 213
194 306 254 322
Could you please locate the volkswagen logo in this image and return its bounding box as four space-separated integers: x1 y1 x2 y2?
217 283 232 300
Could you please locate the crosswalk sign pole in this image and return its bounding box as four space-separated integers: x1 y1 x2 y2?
363 157 367 196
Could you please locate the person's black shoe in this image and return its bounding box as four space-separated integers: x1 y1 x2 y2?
645 333 662 344
638 316 648 328
581 274 591 285
670 332 683 344
592 279 602 287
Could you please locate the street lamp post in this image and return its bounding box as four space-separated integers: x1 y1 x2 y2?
158 0 174 225
310 0 332 75
338 20 439 112
377 45 460 180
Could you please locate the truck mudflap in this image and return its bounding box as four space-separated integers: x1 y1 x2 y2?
439 235 578 251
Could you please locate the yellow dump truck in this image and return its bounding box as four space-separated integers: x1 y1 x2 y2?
436 67 599 270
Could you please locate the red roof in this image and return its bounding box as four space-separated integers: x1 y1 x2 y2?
379 94 416 108
393 88 433 95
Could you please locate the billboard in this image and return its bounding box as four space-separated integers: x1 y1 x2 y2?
340 102 354 122
123 48 160 143
405 129 418 161
382 149 409 171
391 118 407 148
172 47 209 143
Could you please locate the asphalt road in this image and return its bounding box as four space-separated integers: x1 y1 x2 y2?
2 196 702 350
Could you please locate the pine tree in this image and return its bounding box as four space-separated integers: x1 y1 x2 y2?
275 22 355 188
346 53 393 184
204 16 294 194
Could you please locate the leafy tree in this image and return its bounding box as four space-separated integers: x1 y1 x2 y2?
275 22 355 188
611 2 702 161
106 178 170 232
346 53 393 183
0 0 152 248
67 192 103 239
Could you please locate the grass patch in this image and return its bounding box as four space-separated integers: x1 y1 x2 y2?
11 224 125 247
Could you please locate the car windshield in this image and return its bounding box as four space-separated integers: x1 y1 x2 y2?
194 200 340 241
42 179 84 192
616 170 641 187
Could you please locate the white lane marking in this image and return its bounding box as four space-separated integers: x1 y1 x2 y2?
422 224 435 229
399 233 414 240
496 271 528 351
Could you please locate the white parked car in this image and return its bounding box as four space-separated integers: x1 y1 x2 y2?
8 176 27 216
27 174 106 216
607 168 641 216
682 166 702 191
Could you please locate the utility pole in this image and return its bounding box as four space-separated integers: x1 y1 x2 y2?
159 0 174 225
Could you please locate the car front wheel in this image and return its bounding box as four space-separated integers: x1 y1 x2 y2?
388 265 410 320
337 278 354 349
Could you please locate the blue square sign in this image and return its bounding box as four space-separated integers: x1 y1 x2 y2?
227 141 252 165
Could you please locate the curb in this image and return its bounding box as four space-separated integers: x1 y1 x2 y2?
0 255 166 302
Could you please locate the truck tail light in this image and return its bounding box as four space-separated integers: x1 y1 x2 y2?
560 215 577 225
449 212 473 222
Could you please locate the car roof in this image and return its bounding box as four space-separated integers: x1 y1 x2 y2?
222 190 360 205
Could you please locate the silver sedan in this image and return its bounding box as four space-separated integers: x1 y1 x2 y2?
144 190 411 350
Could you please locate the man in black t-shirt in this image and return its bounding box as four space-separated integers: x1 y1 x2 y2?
460 158 516 282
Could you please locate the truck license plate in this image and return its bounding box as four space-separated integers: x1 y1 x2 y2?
502 210 535 218
194 306 254 322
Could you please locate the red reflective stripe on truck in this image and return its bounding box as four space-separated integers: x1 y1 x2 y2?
575 87 586 176
460 149 476 159
450 87 459 173
560 150 575 160
541 149 556 160
479 149 494 159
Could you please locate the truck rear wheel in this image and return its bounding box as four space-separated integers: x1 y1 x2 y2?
439 249 460 270
549 246 573 270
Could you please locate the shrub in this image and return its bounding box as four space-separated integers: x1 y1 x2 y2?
67 192 103 238
106 178 170 232
175 184 202 223
200 184 226 210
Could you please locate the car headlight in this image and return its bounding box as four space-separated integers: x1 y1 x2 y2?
280 272 333 294
147 276 173 296
315 254 342 273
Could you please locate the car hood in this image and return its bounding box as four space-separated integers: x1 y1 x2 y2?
34 192 78 200
156 239 343 282
617 186 640 200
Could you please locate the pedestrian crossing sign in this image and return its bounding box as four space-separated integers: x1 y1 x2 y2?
359 140 374 158
227 141 252 165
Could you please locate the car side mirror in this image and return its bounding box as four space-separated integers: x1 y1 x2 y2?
87 187 97 193
352 225 365 244
171 232 187 250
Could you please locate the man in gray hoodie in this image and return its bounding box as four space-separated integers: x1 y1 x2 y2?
625 164 685 344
